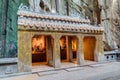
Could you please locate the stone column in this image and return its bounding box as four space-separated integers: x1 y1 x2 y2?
18 31 32 72
76 35 84 65
47 36 53 66
51 33 61 68
68 36 73 62
66 36 69 61
95 35 104 62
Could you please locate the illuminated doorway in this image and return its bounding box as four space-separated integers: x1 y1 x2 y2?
32 35 53 65
60 36 67 61
32 35 47 63
83 36 96 61
71 36 77 59
59 36 78 62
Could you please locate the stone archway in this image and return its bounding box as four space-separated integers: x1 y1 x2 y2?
83 36 96 61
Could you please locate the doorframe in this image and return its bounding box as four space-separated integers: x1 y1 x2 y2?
32 35 48 65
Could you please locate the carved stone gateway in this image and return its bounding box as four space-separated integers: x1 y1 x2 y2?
17 6 104 72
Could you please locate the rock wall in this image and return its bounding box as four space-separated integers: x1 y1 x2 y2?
101 0 120 50
0 0 7 57
0 0 29 58
100 0 115 50
110 0 120 48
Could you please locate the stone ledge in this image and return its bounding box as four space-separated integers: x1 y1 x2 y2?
0 58 18 65
104 50 120 55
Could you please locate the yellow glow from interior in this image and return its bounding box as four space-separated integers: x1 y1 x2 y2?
72 38 77 51
32 35 45 53
60 37 66 49
83 37 96 61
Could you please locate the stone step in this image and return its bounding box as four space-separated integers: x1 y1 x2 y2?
65 67 84 72
0 58 18 64
38 71 57 76
88 63 107 68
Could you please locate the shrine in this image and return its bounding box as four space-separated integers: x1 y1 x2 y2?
17 0 104 72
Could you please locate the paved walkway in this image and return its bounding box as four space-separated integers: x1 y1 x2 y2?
1 61 120 80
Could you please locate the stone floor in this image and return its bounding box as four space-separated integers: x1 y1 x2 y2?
32 60 96 72
0 58 18 75
0 60 95 75
1 61 120 80
0 64 18 75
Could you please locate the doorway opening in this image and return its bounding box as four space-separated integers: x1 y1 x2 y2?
83 36 96 61
60 36 78 67
59 36 78 63
60 36 67 61
32 35 53 65
71 36 78 59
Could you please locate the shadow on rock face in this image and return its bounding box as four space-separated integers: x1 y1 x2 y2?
7 41 17 58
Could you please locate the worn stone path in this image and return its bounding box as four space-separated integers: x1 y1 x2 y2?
1 61 120 80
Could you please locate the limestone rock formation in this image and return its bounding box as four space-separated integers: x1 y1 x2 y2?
0 0 29 57
100 0 120 50
100 0 115 50
110 0 120 48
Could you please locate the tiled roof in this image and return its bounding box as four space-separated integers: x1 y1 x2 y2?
18 10 104 34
